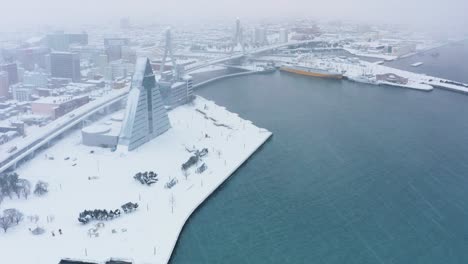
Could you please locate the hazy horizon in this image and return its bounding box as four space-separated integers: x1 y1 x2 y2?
2 0 468 34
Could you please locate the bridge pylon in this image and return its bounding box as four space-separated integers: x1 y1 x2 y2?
229 18 245 54
160 27 178 80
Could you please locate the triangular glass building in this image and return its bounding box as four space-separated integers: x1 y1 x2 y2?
119 57 171 151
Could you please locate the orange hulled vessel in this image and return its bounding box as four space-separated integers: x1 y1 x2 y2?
280 64 343 79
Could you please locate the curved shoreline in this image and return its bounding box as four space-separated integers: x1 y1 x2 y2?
193 70 274 90
163 131 273 264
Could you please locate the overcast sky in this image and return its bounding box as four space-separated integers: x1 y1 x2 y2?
2 0 468 33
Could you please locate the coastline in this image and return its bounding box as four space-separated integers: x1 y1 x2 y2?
193 70 274 90
164 131 272 263
394 38 468 61
0 96 273 264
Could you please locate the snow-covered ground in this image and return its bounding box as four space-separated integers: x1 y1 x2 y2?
343 47 398 61
314 58 435 91
0 96 272 264
0 88 129 160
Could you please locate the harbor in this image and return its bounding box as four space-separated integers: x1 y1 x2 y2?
1 10 468 264
172 68 468 263
257 54 468 93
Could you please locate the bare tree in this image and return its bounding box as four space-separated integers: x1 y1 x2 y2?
169 193 175 214
15 179 31 199
4 208 23 225
0 172 19 199
27 215 40 224
0 216 13 232
34 181 49 196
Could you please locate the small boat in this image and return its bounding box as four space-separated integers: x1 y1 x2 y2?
411 62 424 67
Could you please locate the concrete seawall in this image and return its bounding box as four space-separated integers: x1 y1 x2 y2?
431 84 468 94
193 70 274 90
164 131 273 264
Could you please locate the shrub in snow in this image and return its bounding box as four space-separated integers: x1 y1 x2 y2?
34 181 49 196
195 148 209 157
196 163 207 174
181 155 199 171
165 178 178 189
78 209 121 224
30 227 45 235
134 171 158 186
181 148 208 171
78 202 138 224
121 202 139 213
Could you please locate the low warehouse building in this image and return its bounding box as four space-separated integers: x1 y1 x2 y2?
31 95 89 119
81 113 123 148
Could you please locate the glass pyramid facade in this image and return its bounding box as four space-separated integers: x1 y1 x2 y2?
119 57 171 151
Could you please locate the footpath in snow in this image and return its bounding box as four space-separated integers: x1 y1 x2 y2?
0 96 272 264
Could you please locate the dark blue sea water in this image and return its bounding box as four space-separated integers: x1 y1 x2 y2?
170 42 468 264
384 41 468 83
191 68 247 83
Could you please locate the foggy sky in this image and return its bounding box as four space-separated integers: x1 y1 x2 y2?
2 0 468 33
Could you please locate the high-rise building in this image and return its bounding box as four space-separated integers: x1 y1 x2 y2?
17 67 25 83
121 46 136 63
105 45 122 62
23 71 48 87
67 33 88 45
279 28 289 43
0 71 9 98
104 38 130 62
169 75 193 107
119 57 170 151
50 52 81 82
160 74 194 108
254 27 268 45
46 32 70 51
109 60 129 80
11 84 34 102
17 47 50 71
0 63 18 85
96 54 108 75
46 32 88 51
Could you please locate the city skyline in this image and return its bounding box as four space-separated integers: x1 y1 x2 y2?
0 5 468 263
1 0 468 34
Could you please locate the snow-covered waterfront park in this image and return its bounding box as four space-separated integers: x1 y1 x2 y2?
0 96 272 264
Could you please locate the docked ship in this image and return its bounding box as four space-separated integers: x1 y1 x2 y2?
280 64 343 79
